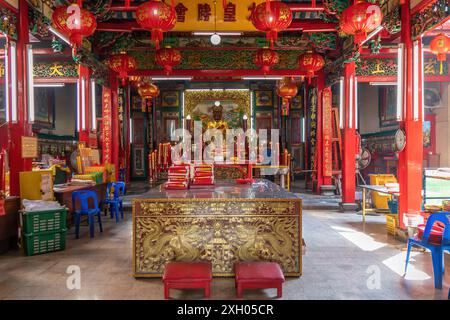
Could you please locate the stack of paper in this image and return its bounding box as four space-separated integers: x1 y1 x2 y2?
165 165 190 190
191 164 214 186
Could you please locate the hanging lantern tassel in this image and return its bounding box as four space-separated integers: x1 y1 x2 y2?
281 98 290 116
277 77 297 117
138 82 160 113
268 30 278 49
142 99 152 113
152 29 163 50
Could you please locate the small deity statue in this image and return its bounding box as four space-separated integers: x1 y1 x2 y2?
212 101 223 121
207 101 229 130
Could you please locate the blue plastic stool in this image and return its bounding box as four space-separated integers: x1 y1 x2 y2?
404 212 450 289
119 168 126 182
72 190 103 238
103 182 126 222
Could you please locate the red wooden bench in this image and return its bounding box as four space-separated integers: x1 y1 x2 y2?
162 262 212 299
235 262 285 298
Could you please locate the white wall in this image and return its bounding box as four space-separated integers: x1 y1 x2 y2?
41 84 76 136
358 82 450 166
358 83 397 134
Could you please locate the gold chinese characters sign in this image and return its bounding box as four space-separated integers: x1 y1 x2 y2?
133 198 302 277
21 136 38 158
172 0 265 32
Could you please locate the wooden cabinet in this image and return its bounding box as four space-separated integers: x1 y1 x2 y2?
0 197 20 253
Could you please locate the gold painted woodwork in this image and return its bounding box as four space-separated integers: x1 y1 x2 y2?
184 90 251 120
133 198 302 277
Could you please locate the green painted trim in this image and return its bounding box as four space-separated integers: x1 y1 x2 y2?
37 133 77 141
361 129 397 139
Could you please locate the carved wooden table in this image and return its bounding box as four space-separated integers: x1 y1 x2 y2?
132 179 302 277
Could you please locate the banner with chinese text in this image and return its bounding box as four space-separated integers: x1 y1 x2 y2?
102 87 112 164
322 87 332 177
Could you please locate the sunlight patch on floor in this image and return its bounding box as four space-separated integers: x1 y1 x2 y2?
332 226 387 252
382 251 431 281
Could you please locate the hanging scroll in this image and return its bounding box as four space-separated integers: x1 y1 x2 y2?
322 87 332 177
308 87 318 171
102 87 112 164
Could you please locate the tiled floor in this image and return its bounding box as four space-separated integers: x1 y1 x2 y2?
0 204 449 300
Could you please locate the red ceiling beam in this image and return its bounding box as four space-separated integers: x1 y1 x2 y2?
288 21 337 32
109 5 137 11
129 69 309 77
358 75 450 83
96 21 338 32
411 0 438 15
32 47 72 55
96 21 140 32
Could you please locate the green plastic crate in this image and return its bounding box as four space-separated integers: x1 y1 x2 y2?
21 208 67 234
88 172 103 184
22 229 67 256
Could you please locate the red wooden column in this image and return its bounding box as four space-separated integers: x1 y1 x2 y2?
315 70 325 193
77 65 90 144
340 61 358 210
9 0 32 196
397 0 423 229
110 71 120 180
303 81 310 188
125 84 131 183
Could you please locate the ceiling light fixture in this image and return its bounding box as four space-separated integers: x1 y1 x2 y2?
242 76 283 80
193 32 242 36
210 34 221 46
34 83 66 87
151 77 193 81
369 81 398 86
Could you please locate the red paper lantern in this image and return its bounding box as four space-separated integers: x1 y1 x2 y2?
339 0 383 44
135 0 176 50
51 3 96 49
138 82 159 112
155 47 182 75
108 53 137 85
277 78 298 116
430 33 450 75
430 33 450 62
298 51 325 77
253 48 279 74
250 0 292 49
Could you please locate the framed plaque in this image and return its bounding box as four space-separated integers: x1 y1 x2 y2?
21 136 38 158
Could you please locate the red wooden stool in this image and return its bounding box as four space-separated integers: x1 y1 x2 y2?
235 262 285 298
162 262 212 299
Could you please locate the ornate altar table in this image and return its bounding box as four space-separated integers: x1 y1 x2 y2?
132 179 302 277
